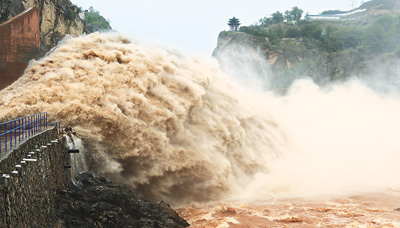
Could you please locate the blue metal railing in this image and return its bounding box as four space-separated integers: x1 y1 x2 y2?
0 112 56 158
48 121 61 133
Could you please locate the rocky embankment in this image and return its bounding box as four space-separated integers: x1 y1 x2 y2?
55 172 190 228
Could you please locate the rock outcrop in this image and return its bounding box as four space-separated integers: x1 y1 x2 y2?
0 0 110 56
212 31 296 90
0 0 111 89
55 172 190 228
212 31 368 89
213 32 292 68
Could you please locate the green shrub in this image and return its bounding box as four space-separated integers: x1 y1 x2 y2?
84 6 111 30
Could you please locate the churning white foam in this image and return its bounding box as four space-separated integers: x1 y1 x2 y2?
236 78 400 199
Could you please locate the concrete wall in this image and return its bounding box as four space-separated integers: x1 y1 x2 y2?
0 7 40 90
0 127 71 228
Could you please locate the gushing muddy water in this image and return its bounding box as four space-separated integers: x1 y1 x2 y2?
178 191 400 227
1 33 400 226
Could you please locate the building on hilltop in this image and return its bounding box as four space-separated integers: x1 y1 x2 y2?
307 9 366 21
228 17 241 31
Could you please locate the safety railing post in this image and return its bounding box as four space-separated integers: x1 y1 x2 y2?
10 122 13 149
31 115 33 136
14 120 17 147
5 123 8 152
25 116 27 138
18 119 21 143
35 115 37 132
30 115 31 136
22 117 25 139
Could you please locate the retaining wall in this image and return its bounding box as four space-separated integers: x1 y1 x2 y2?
0 7 40 90
0 127 71 227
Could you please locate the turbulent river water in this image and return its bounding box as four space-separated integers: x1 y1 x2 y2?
1 33 400 227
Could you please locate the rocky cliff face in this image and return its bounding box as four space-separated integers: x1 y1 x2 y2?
213 32 307 89
213 31 368 89
213 32 295 68
0 0 108 56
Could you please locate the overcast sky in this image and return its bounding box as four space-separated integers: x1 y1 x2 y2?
71 0 363 55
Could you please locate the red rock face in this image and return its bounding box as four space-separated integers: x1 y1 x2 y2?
0 7 40 90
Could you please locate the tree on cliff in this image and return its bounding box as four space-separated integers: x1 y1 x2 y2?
291 6 304 22
272 11 284 24
228 17 241 31
284 7 304 23
84 6 111 30
285 10 293 22
259 17 273 26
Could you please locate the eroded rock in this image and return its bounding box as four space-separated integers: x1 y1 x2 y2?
55 172 190 228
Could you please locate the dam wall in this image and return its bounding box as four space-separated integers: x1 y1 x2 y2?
0 127 71 227
0 7 40 90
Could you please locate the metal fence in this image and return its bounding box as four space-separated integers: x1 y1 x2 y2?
48 121 61 132
0 112 56 159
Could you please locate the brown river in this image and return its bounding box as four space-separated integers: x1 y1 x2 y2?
178 191 400 227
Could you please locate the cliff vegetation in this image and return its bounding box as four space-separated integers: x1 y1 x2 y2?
214 0 400 89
